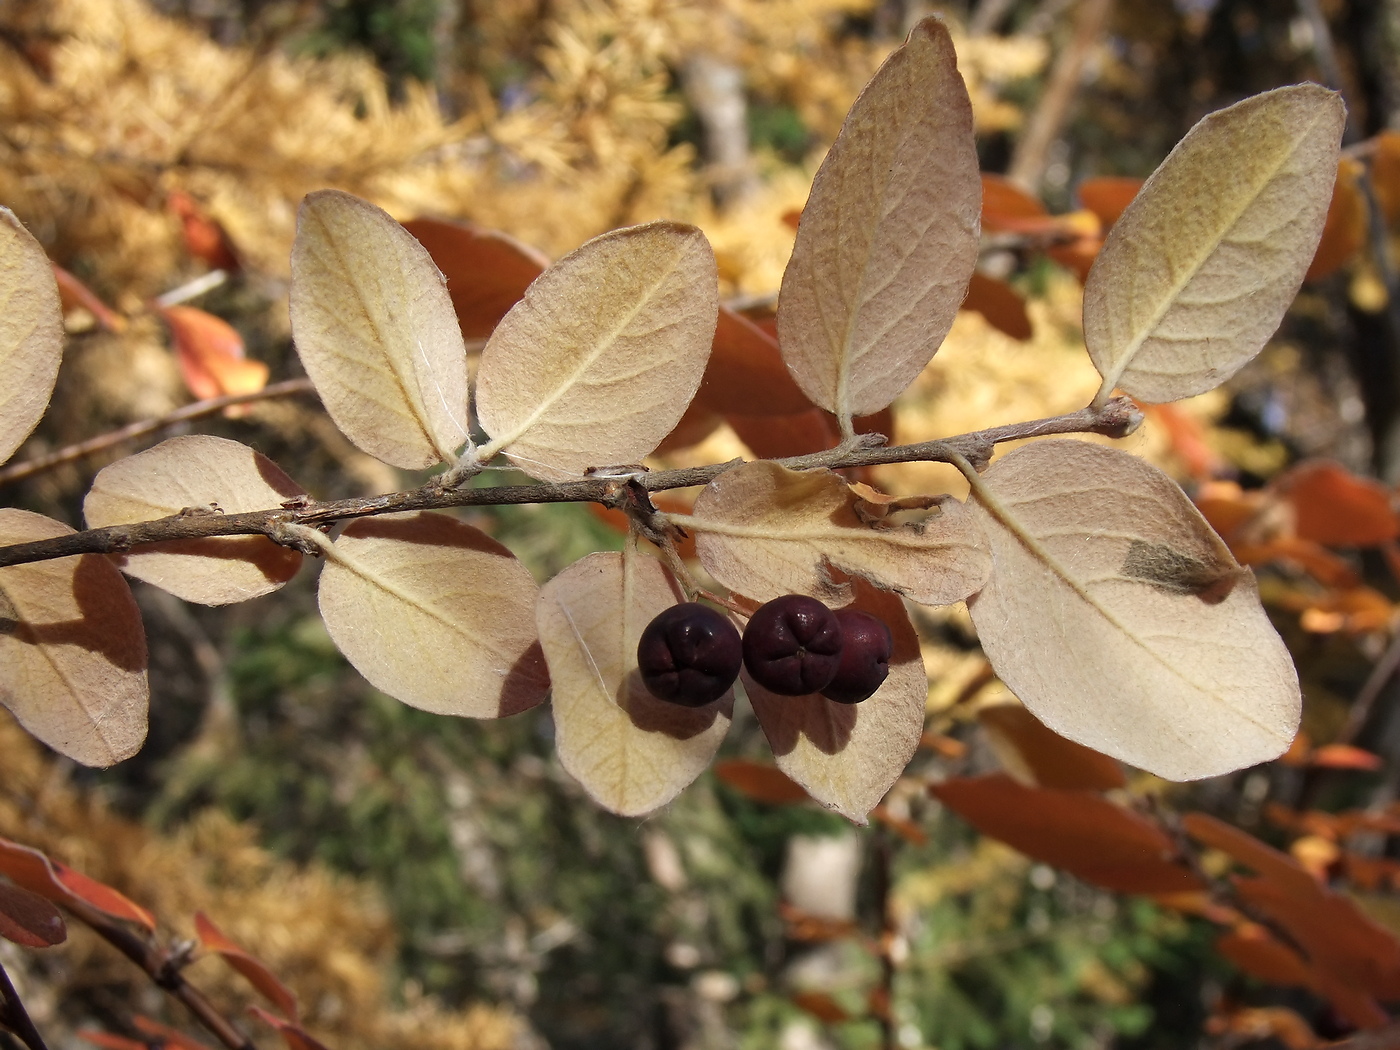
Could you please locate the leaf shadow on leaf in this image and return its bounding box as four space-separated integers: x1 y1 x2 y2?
618 669 727 739
756 693 857 756
499 641 550 718
114 537 302 584
0 555 147 672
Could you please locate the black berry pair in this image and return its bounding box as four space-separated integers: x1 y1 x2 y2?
636 595 893 708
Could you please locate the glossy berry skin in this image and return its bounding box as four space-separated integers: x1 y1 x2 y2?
637 603 742 707
742 595 844 696
821 608 893 704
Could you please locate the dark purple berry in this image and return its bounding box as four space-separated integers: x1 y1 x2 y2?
820 608 893 704
742 595 844 696
637 602 742 706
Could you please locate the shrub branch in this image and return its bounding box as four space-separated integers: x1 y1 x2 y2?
0 397 1141 570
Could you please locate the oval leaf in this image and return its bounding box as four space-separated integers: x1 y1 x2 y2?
318 512 549 718
692 461 990 606
0 208 63 465
476 222 719 480
745 580 925 823
966 440 1299 780
776 17 980 421
1084 85 1344 403
537 551 733 817
0 881 66 947
84 436 305 605
931 774 1204 894
0 509 148 766
290 190 469 469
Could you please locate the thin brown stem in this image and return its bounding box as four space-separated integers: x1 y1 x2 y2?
59 897 257 1050
0 961 50 1050
0 397 1142 570
0 379 318 487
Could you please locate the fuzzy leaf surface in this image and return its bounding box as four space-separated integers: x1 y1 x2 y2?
537 551 732 817
84 436 305 605
0 509 148 766
0 208 63 465
1084 85 1344 402
745 580 924 823
692 461 989 605
318 513 548 718
967 440 1299 780
290 190 469 468
476 222 718 480
777 17 979 421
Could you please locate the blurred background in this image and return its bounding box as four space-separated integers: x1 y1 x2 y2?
2 1 1400 1047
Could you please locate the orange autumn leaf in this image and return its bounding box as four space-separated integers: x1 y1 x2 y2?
132 1016 216 1050
401 217 549 341
195 911 300 1021
0 836 156 931
1306 158 1366 281
1294 585 1393 634
1077 175 1143 229
932 774 1202 894
1045 236 1103 283
1370 130 1400 227
156 304 268 403
0 881 65 948
1308 744 1384 771
713 758 810 805
1272 460 1398 547
977 703 1126 791
1140 402 1225 480
168 189 239 272
1231 537 1360 590
870 805 927 845
1206 1006 1320 1050
961 272 1032 340
980 173 1051 232
1216 923 1313 987
791 991 851 1024
700 306 812 417
51 263 124 331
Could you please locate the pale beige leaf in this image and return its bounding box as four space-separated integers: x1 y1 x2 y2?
777 17 980 422
690 461 989 606
318 513 548 717
537 551 732 816
290 190 470 469
83 436 306 605
1085 85 1344 403
475 222 718 481
0 509 147 767
966 440 1299 780
0 209 63 465
745 580 925 823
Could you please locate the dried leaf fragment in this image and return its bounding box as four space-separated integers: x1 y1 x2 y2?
84 436 305 605
745 580 925 823
692 460 990 605
537 551 732 817
966 440 1299 780
1084 85 1344 403
291 190 470 469
777 17 980 422
0 509 148 767
318 513 549 718
476 222 718 480
0 208 63 465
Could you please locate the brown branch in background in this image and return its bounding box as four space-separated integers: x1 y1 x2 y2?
0 961 50 1050
1006 0 1114 191
59 897 258 1050
870 825 896 1050
0 378 317 487
0 397 1143 570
